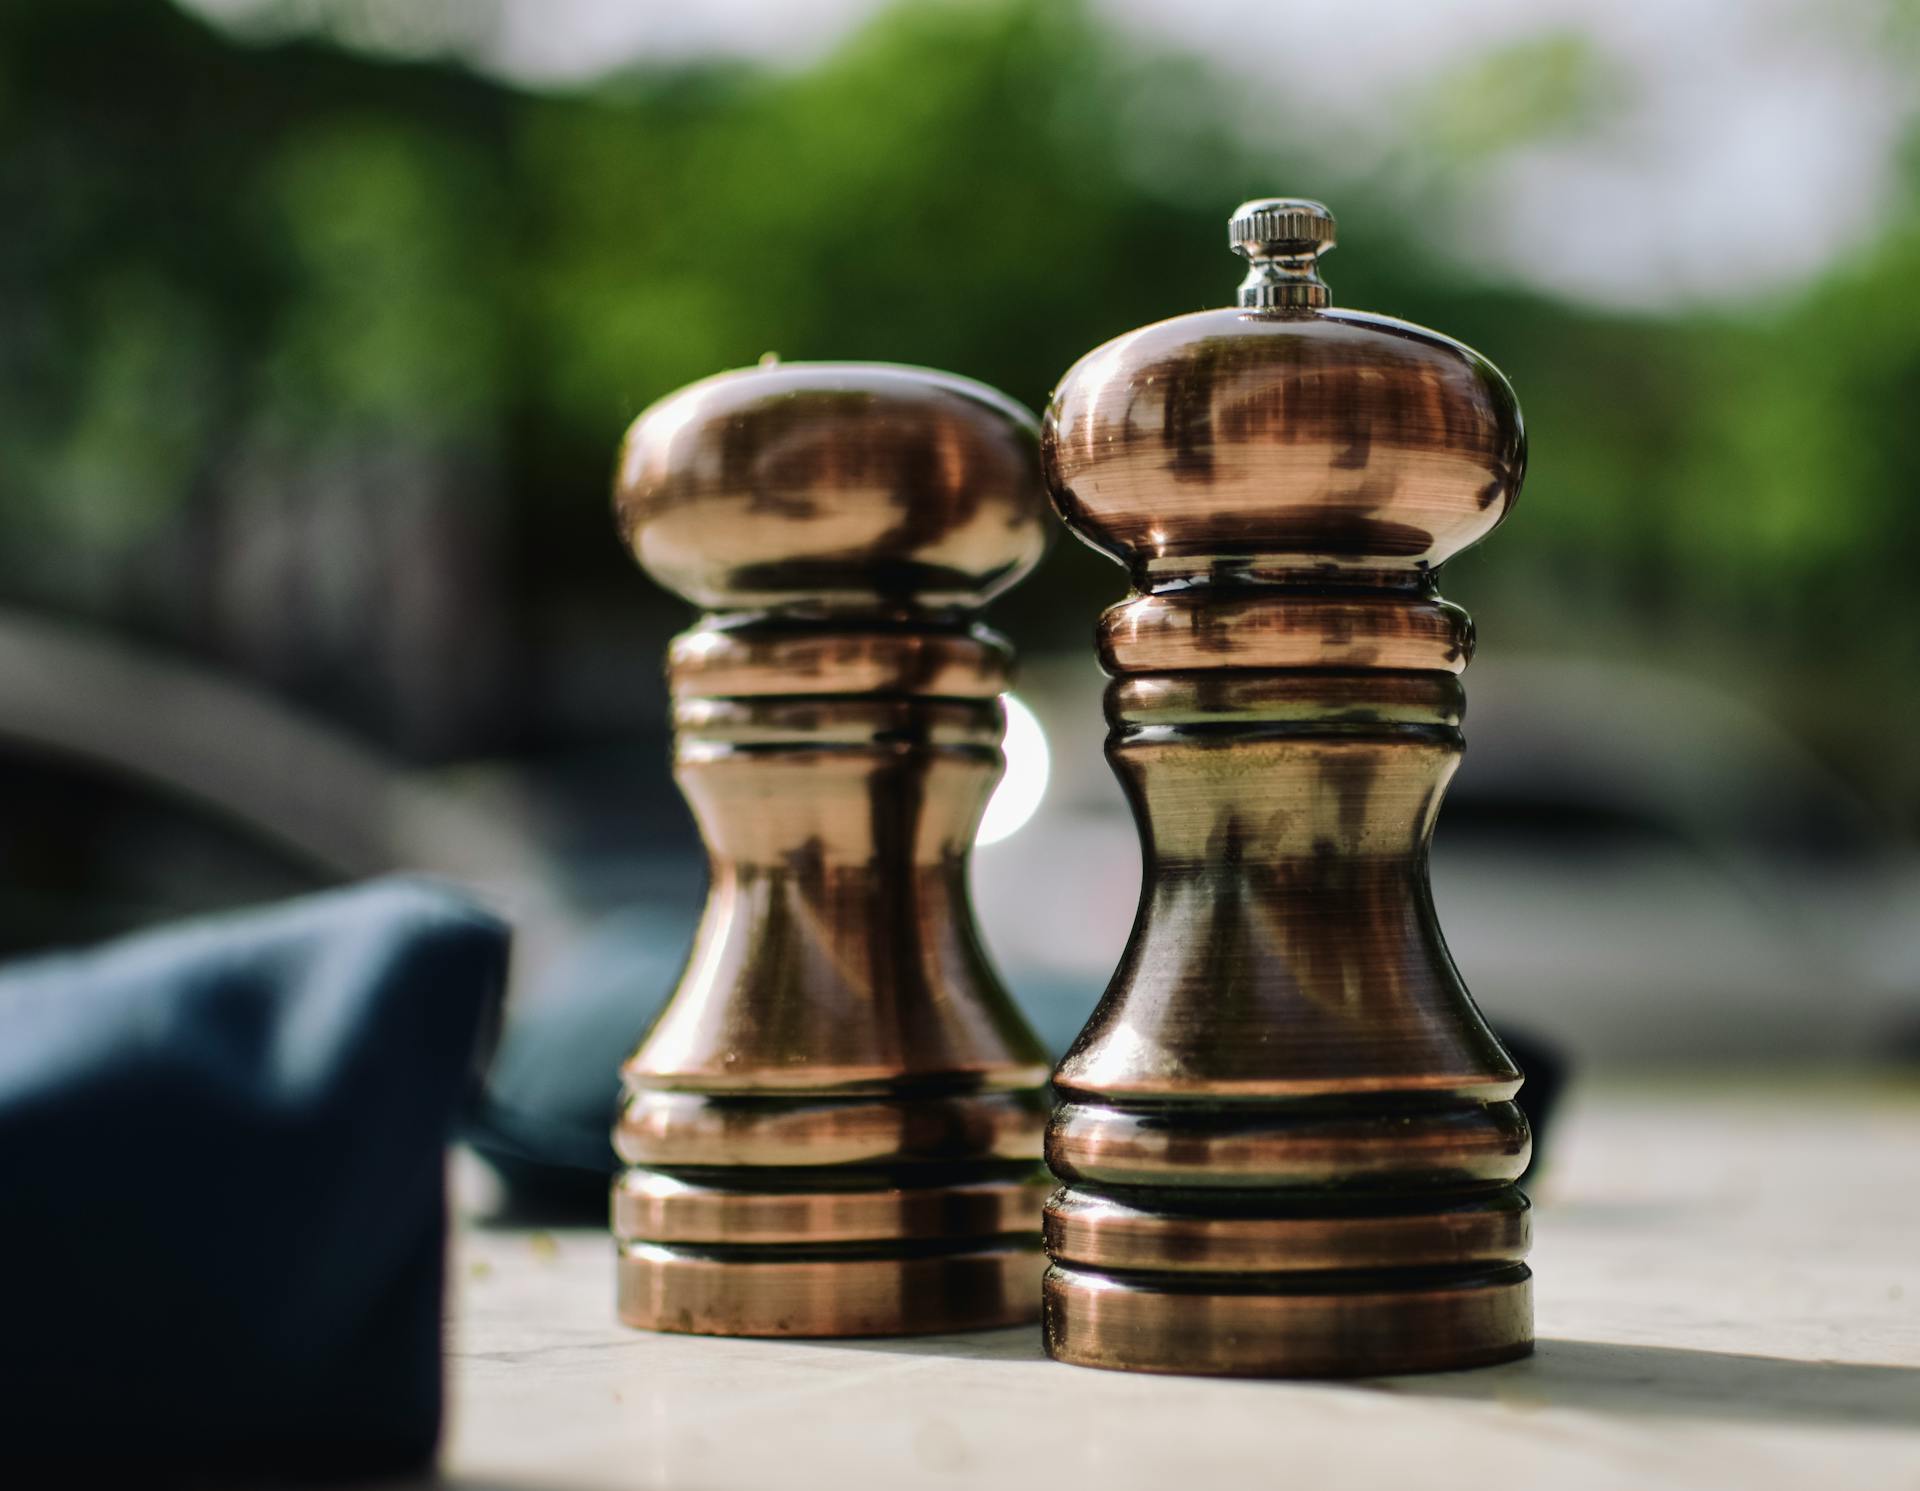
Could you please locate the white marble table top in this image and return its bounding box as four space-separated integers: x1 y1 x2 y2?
437 1079 1920 1491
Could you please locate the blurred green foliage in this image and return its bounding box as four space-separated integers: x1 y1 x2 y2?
2 0 1918 811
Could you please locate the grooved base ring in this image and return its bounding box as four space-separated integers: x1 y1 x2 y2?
618 1239 1045 1337
1042 1262 1533 1377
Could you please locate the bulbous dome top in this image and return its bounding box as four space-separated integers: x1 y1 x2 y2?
616 362 1049 612
1043 201 1525 584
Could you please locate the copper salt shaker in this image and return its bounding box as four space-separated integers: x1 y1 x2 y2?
609 361 1053 1336
1039 200 1534 1376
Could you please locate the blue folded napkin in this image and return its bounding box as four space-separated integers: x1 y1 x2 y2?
0 878 507 1474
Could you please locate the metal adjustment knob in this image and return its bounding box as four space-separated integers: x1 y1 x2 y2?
1228 196 1336 310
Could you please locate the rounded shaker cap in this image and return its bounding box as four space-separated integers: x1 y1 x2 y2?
616 362 1049 612
1044 199 1525 584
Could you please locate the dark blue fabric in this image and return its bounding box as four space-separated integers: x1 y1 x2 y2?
0 878 507 1474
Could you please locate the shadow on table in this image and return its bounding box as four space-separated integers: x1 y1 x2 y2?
1375 1338 1920 1429
410 1339 1918 1491
827 1325 1046 1365
828 1332 1920 1431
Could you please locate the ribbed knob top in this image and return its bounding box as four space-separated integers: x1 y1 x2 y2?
1229 197 1336 310
1228 198 1336 255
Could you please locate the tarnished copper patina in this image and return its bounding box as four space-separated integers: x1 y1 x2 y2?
1038 200 1533 1376
610 362 1053 1336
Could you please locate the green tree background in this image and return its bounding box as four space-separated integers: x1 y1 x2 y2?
4 0 1917 816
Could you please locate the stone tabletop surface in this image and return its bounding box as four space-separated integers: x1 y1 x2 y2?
433 1079 1920 1491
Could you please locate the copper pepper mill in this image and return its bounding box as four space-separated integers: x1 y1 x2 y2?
609 361 1054 1336
1038 200 1533 1376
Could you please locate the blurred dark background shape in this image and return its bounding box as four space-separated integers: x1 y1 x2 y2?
3 0 1919 1071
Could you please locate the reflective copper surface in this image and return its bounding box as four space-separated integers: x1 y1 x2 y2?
610 361 1052 1336
1038 199 1533 1376
615 362 1049 612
